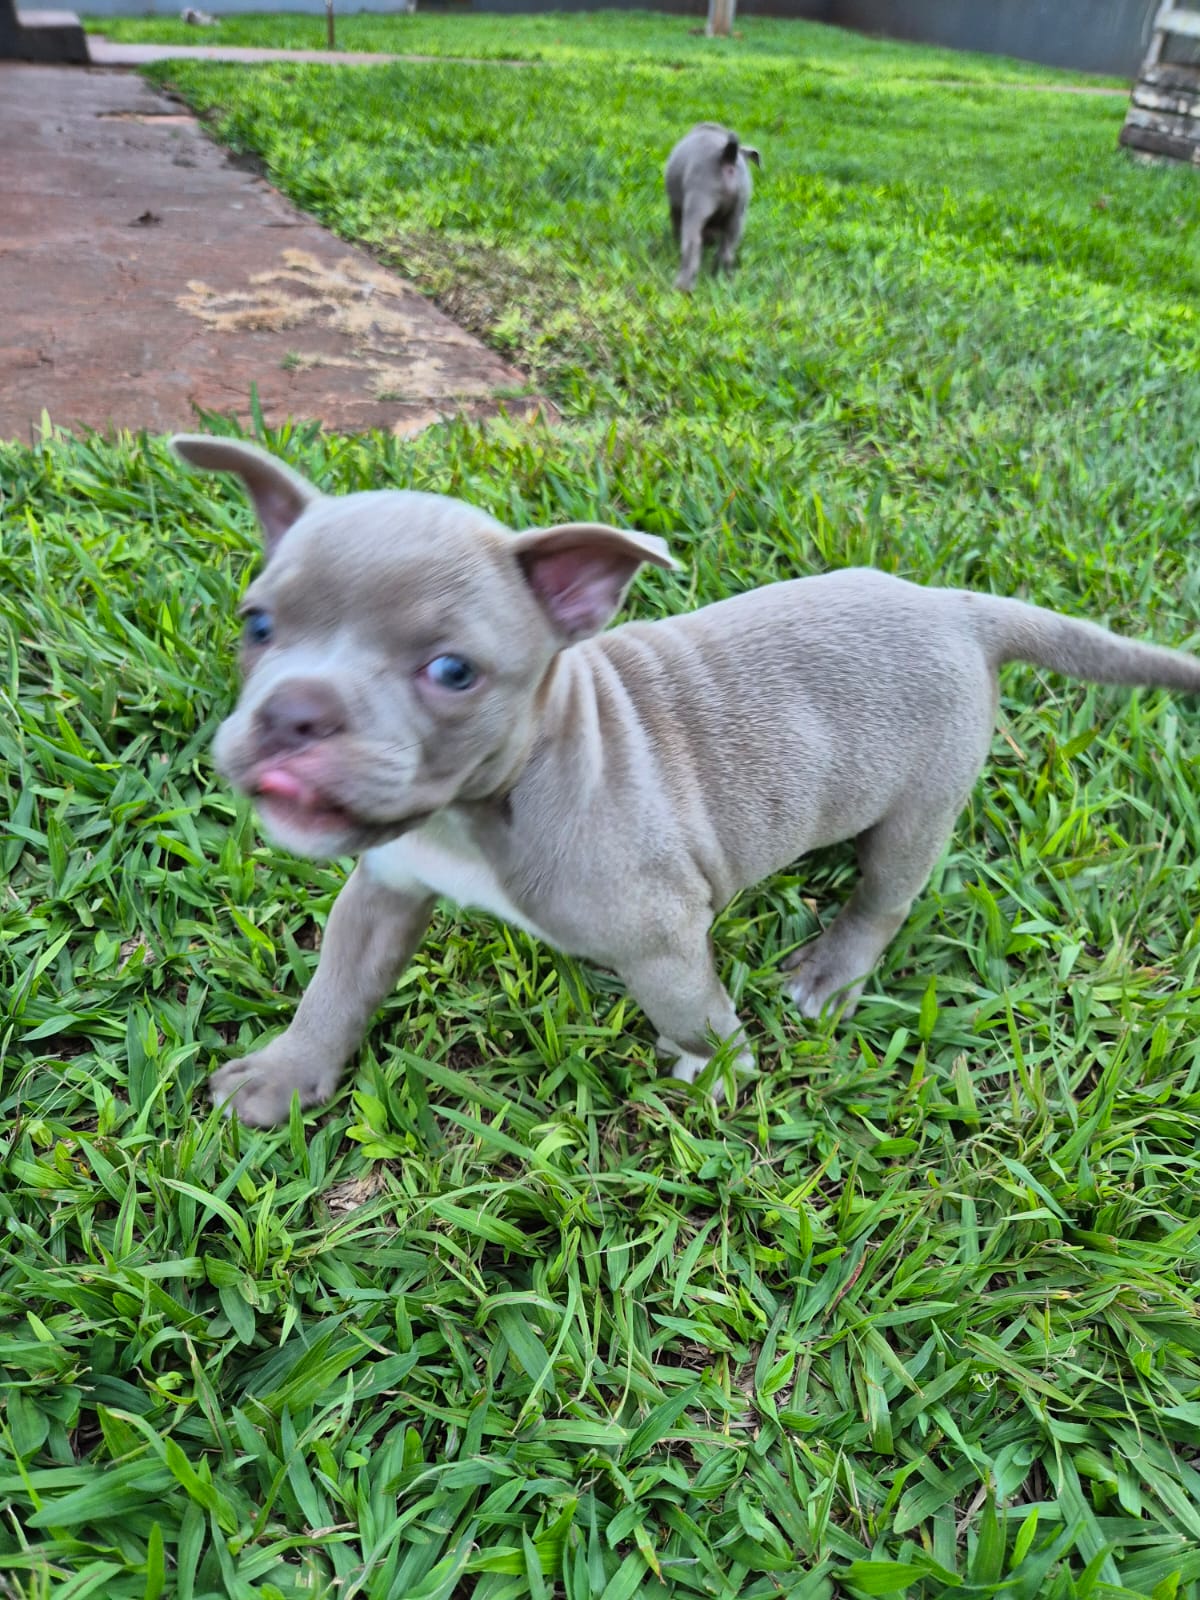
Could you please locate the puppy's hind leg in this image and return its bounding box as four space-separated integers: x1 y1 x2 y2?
784 794 965 1020
675 197 708 292
715 201 746 273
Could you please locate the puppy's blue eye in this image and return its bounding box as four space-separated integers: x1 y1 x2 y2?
243 609 274 646
425 654 477 691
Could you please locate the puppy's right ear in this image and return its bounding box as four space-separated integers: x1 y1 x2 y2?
170 435 321 555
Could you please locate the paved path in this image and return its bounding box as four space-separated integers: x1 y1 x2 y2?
86 36 532 68
0 62 544 441
929 76 1125 96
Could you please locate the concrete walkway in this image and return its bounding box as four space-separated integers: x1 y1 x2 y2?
85 36 531 68
0 62 545 441
929 77 1125 96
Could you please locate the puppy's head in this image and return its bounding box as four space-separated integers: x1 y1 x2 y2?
173 435 677 859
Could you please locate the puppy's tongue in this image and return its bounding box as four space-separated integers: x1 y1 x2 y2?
256 767 322 808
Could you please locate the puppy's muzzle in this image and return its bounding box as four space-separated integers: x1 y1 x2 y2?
254 679 348 762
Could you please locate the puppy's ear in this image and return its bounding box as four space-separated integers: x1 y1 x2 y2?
742 146 762 169
511 522 680 641
170 435 321 555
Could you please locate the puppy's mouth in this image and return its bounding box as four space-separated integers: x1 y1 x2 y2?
247 764 432 852
252 765 358 836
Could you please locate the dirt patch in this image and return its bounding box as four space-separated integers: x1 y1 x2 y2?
178 247 501 406
95 109 198 122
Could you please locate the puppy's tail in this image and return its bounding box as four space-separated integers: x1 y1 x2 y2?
976 593 1200 694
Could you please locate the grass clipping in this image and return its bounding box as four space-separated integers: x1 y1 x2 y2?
179 247 499 403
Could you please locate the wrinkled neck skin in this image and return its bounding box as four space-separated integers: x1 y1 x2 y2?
455 644 609 823
407 638 671 963
450 682 550 808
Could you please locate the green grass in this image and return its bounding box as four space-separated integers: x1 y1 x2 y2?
6 12 1200 1600
84 8 1128 87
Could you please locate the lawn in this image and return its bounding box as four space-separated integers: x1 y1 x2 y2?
5 11 1200 1600
85 8 1127 86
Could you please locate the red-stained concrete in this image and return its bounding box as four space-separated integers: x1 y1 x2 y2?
0 62 546 441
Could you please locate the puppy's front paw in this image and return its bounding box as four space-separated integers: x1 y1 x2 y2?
209 1052 339 1127
659 1038 753 1105
665 1044 712 1088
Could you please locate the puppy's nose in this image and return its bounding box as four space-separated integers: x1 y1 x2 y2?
255 680 347 757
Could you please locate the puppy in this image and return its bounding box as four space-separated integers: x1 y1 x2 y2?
665 122 761 292
174 434 1200 1125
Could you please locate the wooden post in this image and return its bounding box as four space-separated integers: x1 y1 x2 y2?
706 0 736 37
1120 2 1200 161
325 0 335 50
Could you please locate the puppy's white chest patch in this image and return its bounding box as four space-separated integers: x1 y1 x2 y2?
364 813 549 940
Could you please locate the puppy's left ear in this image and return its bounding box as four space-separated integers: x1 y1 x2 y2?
743 146 762 169
512 522 680 641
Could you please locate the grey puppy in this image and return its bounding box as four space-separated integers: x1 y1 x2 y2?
174 434 1200 1126
665 122 761 292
